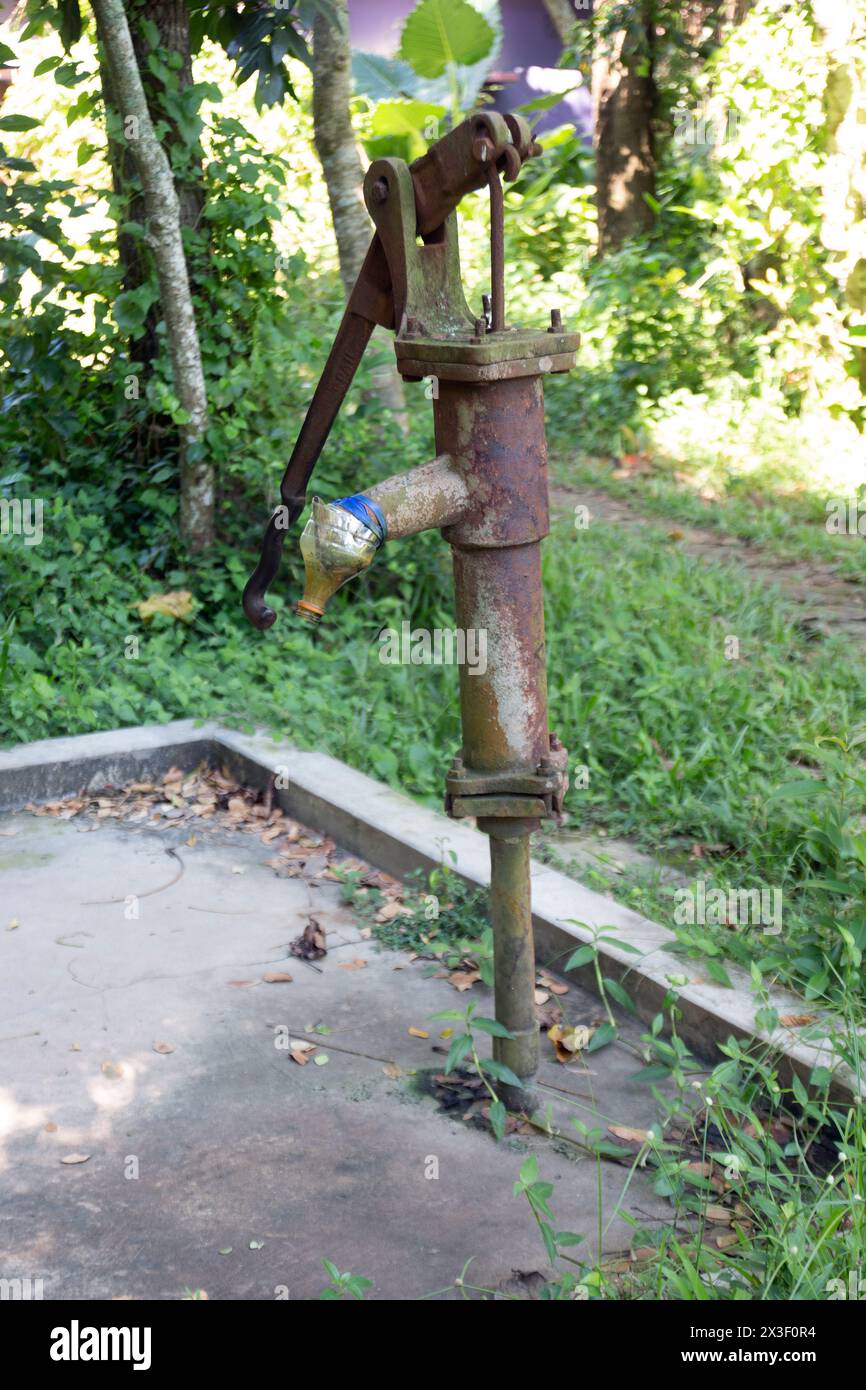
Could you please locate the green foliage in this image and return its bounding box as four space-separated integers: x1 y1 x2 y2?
430 999 517 1139
398 0 495 80
188 0 317 109
542 515 866 1005
763 733 866 1004
513 1154 585 1277
571 208 757 452
316 1258 372 1300
354 0 501 151
338 853 492 978
364 98 447 164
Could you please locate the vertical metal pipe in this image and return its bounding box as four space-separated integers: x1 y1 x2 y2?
480 818 539 1108
488 167 506 331
436 374 552 1107
450 542 547 1108
450 542 550 775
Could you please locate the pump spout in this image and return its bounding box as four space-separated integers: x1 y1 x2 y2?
296 497 382 624
295 455 469 623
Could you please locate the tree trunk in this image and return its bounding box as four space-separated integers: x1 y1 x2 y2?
814 0 866 399
592 0 657 257
92 0 214 553
95 12 160 371
541 0 577 45
311 0 408 426
96 0 205 374
132 0 205 232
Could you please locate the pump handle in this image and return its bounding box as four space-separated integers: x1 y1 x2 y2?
243 113 539 630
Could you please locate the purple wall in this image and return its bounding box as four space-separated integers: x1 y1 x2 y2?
491 0 590 134
348 0 591 136
348 0 416 53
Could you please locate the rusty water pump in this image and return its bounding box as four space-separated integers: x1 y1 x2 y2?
244 113 578 1106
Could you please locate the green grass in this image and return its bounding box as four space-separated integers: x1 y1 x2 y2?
524 1020 866 1302
544 362 866 584
544 516 866 1003
3 487 866 1007
550 448 866 585
544 516 856 847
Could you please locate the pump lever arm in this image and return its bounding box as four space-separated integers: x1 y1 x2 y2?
243 112 539 631
243 238 393 630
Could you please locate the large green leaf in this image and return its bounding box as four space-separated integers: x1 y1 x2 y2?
368 100 447 161
113 285 160 337
0 115 40 133
352 51 421 103
399 0 495 80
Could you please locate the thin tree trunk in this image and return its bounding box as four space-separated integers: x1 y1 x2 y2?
311 0 408 426
97 0 205 375
541 0 577 45
94 13 160 371
92 0 214 552
592 0 657 257
814 0 866 396
132 0 205 231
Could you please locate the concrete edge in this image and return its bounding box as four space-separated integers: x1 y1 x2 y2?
0 718 222 812
1 721 859 1101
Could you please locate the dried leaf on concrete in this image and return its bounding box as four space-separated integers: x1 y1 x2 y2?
448 969 480 992
289 918 327 960
537 972 568 996
548 1021 595 1063
608 1124 651 1143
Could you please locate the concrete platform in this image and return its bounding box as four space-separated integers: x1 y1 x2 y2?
0 809 674 1301
2 720 852 1102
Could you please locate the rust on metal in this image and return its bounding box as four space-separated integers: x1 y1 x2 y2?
243 113 577 1098
487 162 506 332
365 454 468 540
481 818 540 1104
437 376 550 549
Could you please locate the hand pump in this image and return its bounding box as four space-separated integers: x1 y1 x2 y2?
244 113 577 1107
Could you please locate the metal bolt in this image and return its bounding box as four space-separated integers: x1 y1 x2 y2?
548 308 562 333
406 316 420 336
472 136 492 163
451 753 464 772
473 317 487 338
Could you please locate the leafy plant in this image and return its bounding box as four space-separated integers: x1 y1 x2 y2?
354 0 501 154
513 1154 586 1278
431 1000 520 1140
337 852 493 980
316 1259 372 1301
563 922 643 1041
